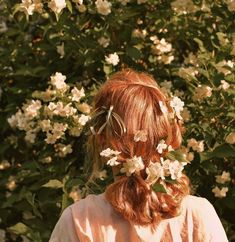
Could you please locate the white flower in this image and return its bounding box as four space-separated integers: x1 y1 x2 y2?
160 157 171 170
184 52 198 66
20 0 35 15
170 96 184 120
168 145 174 152
212 186 229 198
53 122 68 133
132 29 147 39
71 87 85 102
117 0 130 5
178 67 198 80
8 111 22 128
77 103 91 114
181 145 194 162
0 229 6 242
56 42 65 58
40 119 51 132
95 0 112 15
25 131 37 143
0 21 8 33
159 101 168 114
215 60 233 76
171 0 197 13
45 133 58 144
105 52 120 66
48 102 77 117
137 0 148 4
54 143 73 157
50 72 68 91
146 162 165 183
120 156 144 176
160 80 172 92
98 36 110 48
187 138 204 152
48 0 66 15
215 171 231 184
219 80 230 90
69 188 81 202
94 169 108 180
69 127 82 137
24 100 42 118
100 148 121 157
168 160 186 180
107 156 120 166
34 0 43 13
181 107 191 122
0 160 11 170
157 38 172 53
78 114 90 126
156 140 168 154
160 54 174 64
78 4 87 12
228 0 235 11
6 176 17 191
134 130 147 142
192 85 212 101
225 132 235 144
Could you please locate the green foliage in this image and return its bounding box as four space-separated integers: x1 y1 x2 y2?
0 0 235 241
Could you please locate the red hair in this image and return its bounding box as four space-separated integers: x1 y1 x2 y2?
88 69 190 227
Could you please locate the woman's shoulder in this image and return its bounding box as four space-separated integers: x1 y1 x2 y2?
181 194 217 217
69 193 108 210
68 193 117 219
182 194 214 210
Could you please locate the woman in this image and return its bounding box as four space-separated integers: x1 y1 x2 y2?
49 69 228 242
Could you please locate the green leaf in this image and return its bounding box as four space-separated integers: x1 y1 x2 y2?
152 183 167 193
165 150 188 163
66 0 73 13
8 223 28 235
193 38 206 52
8 223 42 242
200 144 235 162
165 178 177 184
42 179 63 189
126 46 142 60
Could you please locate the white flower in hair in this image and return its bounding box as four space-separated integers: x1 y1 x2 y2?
146 162 165 183
134 130 147 142
168 160 187 180
168 145 174 151
107 156 120 166
120 156 144 176
170 96 184 120
159 101 168 114
160 157 171 170
156 140 168 154
100 148 121 157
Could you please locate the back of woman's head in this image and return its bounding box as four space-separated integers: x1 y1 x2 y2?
87 68 190 227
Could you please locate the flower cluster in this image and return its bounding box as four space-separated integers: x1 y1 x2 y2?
105 52 120 66
100 136 188 189
8 72 90 157
159 96 185 120
150 36 174 65
212 171 231 198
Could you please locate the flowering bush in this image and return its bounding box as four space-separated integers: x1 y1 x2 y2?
0 0 235 241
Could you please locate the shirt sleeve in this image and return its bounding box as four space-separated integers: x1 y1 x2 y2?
196 198 228 242
49 206 80 242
